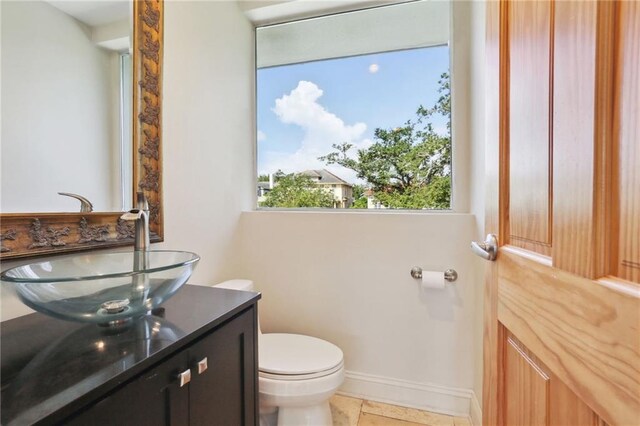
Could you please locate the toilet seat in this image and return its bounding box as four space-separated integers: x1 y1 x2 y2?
260 360 344 381
259 333 343 380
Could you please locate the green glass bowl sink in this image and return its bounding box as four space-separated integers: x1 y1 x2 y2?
1 250 200 324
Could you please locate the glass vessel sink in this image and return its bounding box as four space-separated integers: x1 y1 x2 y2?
1 250 200 324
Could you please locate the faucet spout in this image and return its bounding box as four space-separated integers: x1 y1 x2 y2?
58 192 93 212
120 192 150 252
119 192 152 309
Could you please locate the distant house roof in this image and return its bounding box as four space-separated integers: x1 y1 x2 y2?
300 169 352 186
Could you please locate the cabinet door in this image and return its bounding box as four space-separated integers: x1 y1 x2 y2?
188 308 258 426
66 350 190 426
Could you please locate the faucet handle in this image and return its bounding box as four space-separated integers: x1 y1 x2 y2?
119 206 150 251
120 209 143 221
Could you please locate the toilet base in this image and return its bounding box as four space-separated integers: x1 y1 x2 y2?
258 346 344 426
259 406 278 426
277 401 332 426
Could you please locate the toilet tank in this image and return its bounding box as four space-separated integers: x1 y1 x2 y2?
214 279 255 292
214 279 262 335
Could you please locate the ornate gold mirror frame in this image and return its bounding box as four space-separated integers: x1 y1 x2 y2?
0 0 164 260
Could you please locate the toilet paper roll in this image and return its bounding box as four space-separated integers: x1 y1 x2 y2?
420 270 446 290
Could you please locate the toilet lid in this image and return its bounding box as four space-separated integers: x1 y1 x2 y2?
259 333 343 376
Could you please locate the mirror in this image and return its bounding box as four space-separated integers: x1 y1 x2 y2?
0 0 163 259
1 0 133 213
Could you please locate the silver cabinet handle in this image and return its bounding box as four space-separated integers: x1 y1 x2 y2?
177 369 191 387
471 234 498 261
197 357 208 375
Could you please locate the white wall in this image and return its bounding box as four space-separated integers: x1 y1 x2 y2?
1 1 121 213
467 1 486 421
238 211 478 415
157 0 255 282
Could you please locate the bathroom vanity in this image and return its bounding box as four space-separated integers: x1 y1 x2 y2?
0 285 260 425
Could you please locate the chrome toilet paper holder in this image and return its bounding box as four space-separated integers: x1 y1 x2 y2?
410 267 458 282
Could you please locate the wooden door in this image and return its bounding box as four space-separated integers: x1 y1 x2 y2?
483 1 640 425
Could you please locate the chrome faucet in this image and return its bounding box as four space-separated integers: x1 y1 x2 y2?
120 192 150 252
58 192 93 212
120 192 151 305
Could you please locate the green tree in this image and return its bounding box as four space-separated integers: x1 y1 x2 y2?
260 173 335 208
351 184 368 209
320 73 451 209
258 170 286 183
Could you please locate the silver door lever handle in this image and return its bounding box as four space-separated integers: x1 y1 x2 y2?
471 234 498 261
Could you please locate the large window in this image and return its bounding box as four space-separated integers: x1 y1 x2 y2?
256 1 451 210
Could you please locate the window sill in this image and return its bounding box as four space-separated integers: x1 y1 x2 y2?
246 208 472 216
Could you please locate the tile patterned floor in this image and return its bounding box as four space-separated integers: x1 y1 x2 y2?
330 395 472 426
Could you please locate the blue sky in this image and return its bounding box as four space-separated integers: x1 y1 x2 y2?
257 45 450 184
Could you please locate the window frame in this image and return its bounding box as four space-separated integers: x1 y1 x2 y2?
253 0 470 214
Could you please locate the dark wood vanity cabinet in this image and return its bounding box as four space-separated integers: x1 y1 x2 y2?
65 307 258 426
65 348 190 426
188 309 257 426
1 286 259 426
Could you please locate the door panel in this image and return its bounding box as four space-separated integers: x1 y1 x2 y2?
552 0 601 277
549 378 600 426
504 336 549 426
508 0 553 255
615 0 640 283
484 1 640 425
504 332 605 426
498 249 639 424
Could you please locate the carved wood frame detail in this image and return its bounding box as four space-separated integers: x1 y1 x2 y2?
0 0 164 260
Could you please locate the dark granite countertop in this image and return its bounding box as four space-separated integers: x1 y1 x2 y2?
0 285 260 425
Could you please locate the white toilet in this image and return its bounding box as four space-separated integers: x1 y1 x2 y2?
213 280 344 426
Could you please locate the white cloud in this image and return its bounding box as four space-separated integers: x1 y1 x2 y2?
257 130 266 142
368 63 379 74
261 81 370 184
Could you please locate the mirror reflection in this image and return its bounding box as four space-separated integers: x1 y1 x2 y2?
1 0 133 213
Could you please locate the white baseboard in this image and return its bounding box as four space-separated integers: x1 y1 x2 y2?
338 370 474 419
469 391 482 426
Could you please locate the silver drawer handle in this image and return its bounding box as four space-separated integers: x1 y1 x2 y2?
471 234 498 261
177 369 191 387
197 357 208 375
